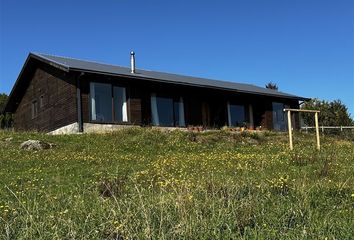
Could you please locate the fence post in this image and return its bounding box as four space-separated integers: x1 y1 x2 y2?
315 112 320 150
287 110 293 150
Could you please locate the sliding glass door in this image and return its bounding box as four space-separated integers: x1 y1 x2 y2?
90 83 113 122
90 82 128 123
151 93 185 127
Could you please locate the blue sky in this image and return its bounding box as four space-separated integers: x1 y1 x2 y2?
1 0 353 116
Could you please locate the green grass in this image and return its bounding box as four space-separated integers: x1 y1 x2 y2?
0 128 353 239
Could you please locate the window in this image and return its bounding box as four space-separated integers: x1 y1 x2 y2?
90 82 127 122
113 86 128 122
151 94 185 127
31 100 38 119
227 103 246 127
174 97 185 127
90 83 112 122
272 102 288 131
273 102 284 122
39 95 44 108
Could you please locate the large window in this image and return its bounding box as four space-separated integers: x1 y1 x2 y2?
151 94 185 127
272 102 287 131
90 82 127 123
227 103 246 127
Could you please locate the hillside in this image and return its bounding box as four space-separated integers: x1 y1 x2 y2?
0 129 353 239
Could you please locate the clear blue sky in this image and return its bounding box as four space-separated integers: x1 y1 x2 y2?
1 0 353 116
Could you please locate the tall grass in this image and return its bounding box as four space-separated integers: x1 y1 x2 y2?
0 129 353 239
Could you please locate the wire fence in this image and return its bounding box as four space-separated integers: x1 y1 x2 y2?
301 126 354 134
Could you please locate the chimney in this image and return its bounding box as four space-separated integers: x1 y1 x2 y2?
130 51 135 74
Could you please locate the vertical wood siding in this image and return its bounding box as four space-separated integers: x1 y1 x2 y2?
11 64 300 131
13 64 77 132
79 73 300 130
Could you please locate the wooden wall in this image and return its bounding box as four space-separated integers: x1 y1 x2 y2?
11 61 300 132
79 73 142 125
13 63 77 132
78 72 300 130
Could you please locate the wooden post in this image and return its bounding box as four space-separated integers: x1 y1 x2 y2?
284 108 320 151
315 112 320 150
287 110 293 150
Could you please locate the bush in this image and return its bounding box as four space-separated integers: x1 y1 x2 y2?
301 99 353 126
0 113 13 129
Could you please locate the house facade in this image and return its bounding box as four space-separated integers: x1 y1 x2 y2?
3 53 308 133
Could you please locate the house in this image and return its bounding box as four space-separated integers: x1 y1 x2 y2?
3 52 308 133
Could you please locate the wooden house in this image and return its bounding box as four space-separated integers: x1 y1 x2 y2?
3 52 308 133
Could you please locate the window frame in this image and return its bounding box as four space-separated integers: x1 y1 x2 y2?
89 82 129 124
272 102 289 131
39 95 44 108
31 100 38 119
150 93 185 127
227 102 248 127
113 86 128 123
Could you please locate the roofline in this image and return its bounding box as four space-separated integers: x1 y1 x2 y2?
34 53 308 100
31 53 70 72
33 53 309 100
3 54 33 113
3 53 70 113
69 67 310 101
3 53 310 113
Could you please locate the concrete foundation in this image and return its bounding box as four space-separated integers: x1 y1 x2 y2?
83 123 133 133
48 122 190 135
48 122 79 135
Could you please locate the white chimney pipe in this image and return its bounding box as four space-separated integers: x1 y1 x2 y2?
130 51 135 74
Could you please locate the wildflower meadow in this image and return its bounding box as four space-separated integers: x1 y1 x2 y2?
0 128 353 239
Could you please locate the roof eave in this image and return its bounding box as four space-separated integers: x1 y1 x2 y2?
4 53 309 114
3 54 33 113
69 67 309 101
3 53 70 113
30 53 70 72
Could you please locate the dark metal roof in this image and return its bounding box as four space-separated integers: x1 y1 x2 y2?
31 53 308 100
33 53 308 100
3 52 308 113
30 53 309 100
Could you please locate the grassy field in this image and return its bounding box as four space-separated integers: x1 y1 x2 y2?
0 128 353 239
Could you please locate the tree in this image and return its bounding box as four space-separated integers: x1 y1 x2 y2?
0 93 13 129
0 93 8 113
265 82 278 90
301 98 353 126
